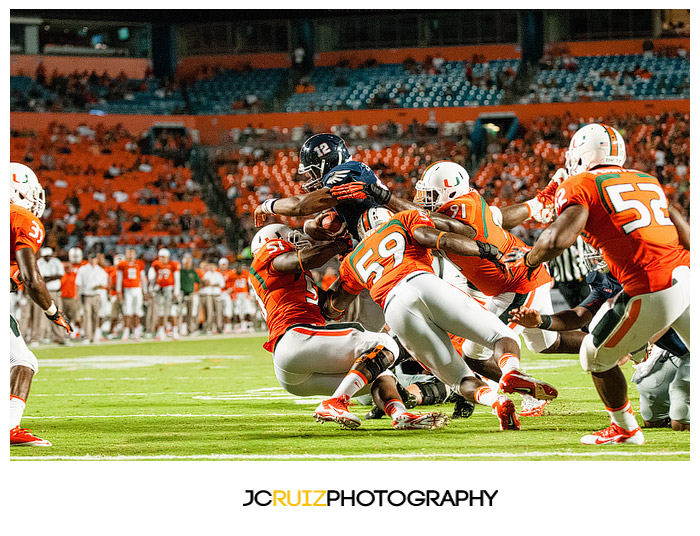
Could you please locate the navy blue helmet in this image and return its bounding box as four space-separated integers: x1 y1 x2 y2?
298 133 351 192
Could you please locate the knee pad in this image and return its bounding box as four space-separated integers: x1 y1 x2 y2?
579 333 617 373
414 377 449 405
355 345 393 383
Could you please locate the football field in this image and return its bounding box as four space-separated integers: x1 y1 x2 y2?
11 333 690 461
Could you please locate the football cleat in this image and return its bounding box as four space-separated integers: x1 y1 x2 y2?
314 395 361 429
452 395 475 419
10 426 52 447
500 370 558 401
364 405 386 420
396 382 418 409
392 412 448 430
580 423 645 445
493 398 521 430
519 394 550 417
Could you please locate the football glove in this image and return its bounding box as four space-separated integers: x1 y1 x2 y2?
503 246 539 280
330 182 392 205
524 198 555 224
46 309 73 334
475 240 507 273
536 168 568 205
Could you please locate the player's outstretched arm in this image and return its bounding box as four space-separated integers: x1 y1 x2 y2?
16 247 53 310
411 225 504 269
508 305 592 331
254 189 337 226
271 238 350 274
525 204 588 266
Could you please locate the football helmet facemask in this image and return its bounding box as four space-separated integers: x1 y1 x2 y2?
583 248 609 273
413 161 471 211
250 224 310 256
298 133 351 192
10 162 45 218
565 123 626 177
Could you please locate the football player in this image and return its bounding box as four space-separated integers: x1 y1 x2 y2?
249 223 446 430
323 207 559 431
10 162 72 446
117 248 147 341
218 258 237 334
506 123 689 445
149 248 181 340
509 249 690 431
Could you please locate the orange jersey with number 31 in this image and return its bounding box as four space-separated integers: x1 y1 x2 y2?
437 191 551 295
339 210 435 308
555 166 689 296
249 239 325 352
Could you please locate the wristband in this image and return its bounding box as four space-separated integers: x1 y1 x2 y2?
260 198 278 215
538 314 553 330
329 297 346 314
44 302 58 316
298 250 305 272
524 251 540 268
435 232 447 251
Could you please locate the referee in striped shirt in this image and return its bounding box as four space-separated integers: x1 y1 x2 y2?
549 236 593 308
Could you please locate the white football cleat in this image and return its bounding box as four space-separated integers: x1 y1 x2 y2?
392 412 448 430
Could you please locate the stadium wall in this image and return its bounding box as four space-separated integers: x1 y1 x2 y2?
11 99 689 145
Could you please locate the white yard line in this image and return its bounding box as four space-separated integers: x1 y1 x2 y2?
11 451 690 461
21 413 309 419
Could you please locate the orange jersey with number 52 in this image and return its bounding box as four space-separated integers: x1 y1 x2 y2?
339 210 435 308
555 166 689 296
249 239 325 352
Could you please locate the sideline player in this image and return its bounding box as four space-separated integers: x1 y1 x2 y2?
506 123 689 445
10 162 72 446
149 248 181 340
117 248 147 340
323 207 559 431
249 223 446 430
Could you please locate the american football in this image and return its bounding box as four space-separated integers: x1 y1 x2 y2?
320 211 344 233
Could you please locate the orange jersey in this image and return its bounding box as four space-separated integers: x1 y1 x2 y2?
233 272 250 295
105 265 118 295
10 204 45 280
249 238 325 352
151 259 180 288
117 260 145 289
61 261 86 299
437 191 551 295
339 210 435 308
555 166 689 296
220 269 238 291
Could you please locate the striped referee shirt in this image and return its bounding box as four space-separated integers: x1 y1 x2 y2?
550 236 592 283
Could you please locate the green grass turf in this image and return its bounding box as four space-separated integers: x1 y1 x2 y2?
11 334 690 461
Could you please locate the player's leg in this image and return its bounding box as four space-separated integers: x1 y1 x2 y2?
669 354 690 431
632 347 673 428
369 371 447 430
384 282 519 430
10 315 50 446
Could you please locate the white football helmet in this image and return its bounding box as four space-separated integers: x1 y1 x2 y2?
158 248 170 259
413 161 472 211
565 123 626 176
218 258 229 269
10 162 45 218
357 207 393 240
68 247 83 264
251 224 293 256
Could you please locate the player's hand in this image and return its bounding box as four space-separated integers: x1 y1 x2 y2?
304 213 347 241
525 198 555 224
503 246 539 279
508 306 542 328
334 235 354 259
46 309 73 334
330 182 392 205
475 240 509 275
254 205 267 227
537 168 568 205
117 291 124 301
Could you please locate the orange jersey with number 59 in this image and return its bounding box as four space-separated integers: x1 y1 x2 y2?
249 239 325 352
339 210 435 308
555 166 689 296
437 191 551 295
